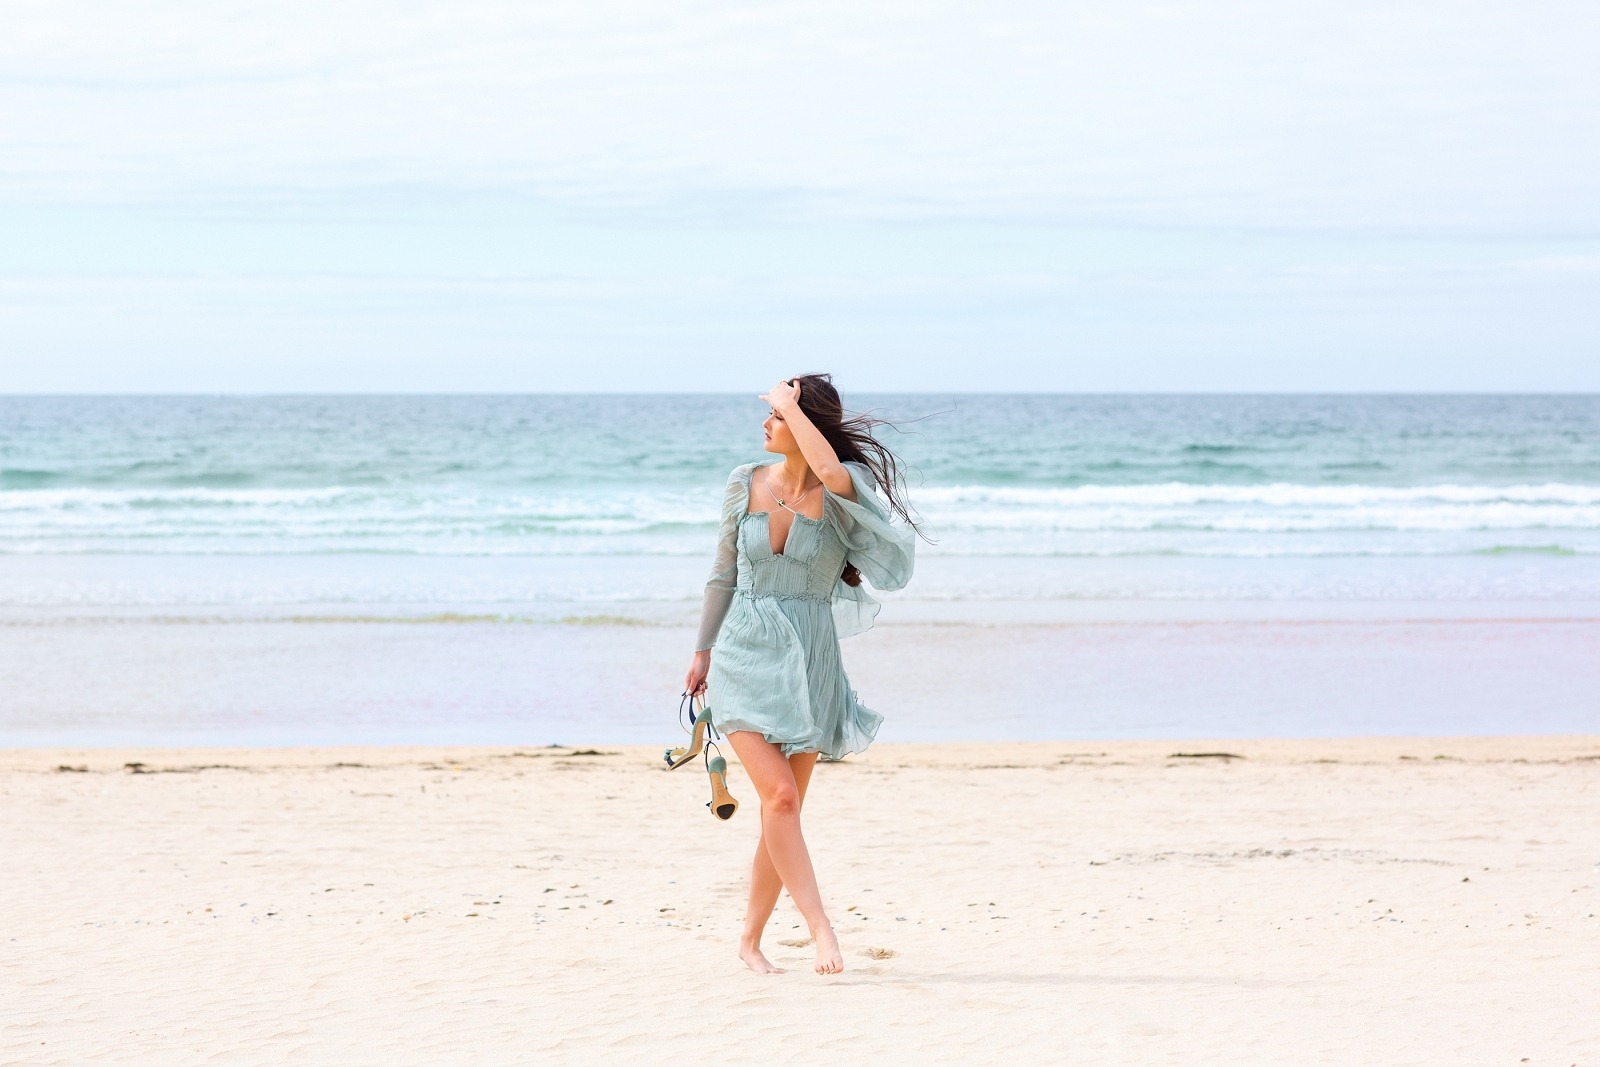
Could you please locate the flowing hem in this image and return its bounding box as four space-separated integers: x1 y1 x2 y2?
713 692 883 761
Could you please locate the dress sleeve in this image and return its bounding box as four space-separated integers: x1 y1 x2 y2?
694 465 751 651
824 460 916 640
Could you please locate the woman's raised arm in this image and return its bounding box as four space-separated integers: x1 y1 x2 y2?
760 379 856 501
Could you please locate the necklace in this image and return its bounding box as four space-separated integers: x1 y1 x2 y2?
765 467 818 516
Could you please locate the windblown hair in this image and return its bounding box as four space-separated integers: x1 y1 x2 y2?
788 372 923 542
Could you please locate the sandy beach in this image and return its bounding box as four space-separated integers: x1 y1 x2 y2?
5 737 1598 1065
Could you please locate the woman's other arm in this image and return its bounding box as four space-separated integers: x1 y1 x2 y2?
685 466 745 693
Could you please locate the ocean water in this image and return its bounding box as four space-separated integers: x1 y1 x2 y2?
3 393 1599 568
2 394 1597 745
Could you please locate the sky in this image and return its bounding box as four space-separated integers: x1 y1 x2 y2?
2 0 1598 392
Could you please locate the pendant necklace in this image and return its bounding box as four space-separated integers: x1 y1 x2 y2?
766 468 818 516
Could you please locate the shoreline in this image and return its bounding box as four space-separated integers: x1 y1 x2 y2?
6 550 1600 607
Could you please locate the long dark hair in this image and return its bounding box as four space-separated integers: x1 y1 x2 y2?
789 372 923 538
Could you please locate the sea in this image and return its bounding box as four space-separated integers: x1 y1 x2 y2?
2 394 1598 745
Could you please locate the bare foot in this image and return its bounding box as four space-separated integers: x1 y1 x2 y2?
812 924 844 975
739 940 785 975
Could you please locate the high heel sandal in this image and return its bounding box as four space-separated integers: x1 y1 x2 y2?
663 692 715 770
704 742 739 821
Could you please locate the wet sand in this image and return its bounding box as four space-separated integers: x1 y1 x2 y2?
4 610 1599 746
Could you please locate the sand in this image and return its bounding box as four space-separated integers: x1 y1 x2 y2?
3 738 1598 1066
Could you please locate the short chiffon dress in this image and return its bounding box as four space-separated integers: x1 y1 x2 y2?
695 460 916 759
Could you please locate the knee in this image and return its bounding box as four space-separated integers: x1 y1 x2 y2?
763 783 800 817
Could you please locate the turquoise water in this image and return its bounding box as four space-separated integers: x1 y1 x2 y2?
3 394 1599 564
2 394 1597 744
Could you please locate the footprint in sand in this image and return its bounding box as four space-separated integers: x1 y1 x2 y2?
777 938 813 948
863 947 896 959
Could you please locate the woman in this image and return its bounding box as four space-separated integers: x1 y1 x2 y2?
683 374 918 976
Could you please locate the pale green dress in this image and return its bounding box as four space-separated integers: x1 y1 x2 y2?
695 460 916 759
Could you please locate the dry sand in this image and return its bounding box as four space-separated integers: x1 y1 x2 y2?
4 737 1599 1066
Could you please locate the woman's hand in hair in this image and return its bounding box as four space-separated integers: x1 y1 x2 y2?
762 378 854 500
760 379 801 415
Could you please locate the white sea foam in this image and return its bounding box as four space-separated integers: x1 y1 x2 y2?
2 482 1599 556
0 487 356 509
916 482 1600 508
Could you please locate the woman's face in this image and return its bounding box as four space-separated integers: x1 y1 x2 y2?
763 408 796 454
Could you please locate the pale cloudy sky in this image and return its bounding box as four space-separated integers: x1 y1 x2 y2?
3 0 1597 391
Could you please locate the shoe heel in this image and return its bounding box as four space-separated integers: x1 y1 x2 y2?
705 753 739 821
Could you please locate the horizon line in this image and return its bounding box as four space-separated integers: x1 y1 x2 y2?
5 389 1600 398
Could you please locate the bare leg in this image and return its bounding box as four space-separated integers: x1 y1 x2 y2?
726 732 842 975
739 751 818 973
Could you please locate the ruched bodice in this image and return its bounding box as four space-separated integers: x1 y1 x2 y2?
736 511 848 601
694 460 915 759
